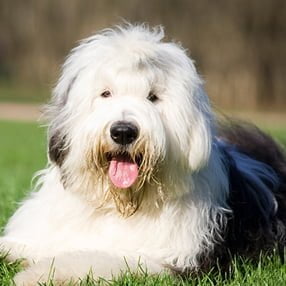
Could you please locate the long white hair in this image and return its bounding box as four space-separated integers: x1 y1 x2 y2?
44 24 229 266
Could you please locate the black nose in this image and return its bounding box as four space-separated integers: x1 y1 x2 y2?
110 121 139 145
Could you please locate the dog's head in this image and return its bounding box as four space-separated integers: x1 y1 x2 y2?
46 25 214 216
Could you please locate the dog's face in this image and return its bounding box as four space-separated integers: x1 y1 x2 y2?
46 26 213 215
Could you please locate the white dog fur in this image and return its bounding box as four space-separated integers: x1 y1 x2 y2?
0 24 271 285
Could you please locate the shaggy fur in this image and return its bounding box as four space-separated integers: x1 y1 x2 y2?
0 24 285 285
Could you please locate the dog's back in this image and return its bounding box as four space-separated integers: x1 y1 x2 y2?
217 121 286 266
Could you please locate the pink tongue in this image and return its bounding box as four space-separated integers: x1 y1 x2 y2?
108 158 139 189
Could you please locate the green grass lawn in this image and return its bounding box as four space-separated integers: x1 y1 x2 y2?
0 82 49 103
0 120 285 285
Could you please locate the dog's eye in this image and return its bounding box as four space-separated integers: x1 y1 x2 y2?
101 90 112 98
147 92 159 103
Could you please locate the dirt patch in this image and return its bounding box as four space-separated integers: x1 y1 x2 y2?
0 103 42 122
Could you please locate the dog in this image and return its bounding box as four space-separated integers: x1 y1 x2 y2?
1 24 285 285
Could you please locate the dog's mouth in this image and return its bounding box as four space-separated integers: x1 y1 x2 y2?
106 152 143 189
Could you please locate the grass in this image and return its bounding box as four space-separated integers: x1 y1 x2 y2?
0 121 46 227
0 81 49 103
266 129 286 146
0 120 285 285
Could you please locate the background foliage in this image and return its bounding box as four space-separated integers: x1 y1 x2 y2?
0 0 285 109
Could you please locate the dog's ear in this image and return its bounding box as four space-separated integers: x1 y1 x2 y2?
46 72 79 166
46 78 75 167
188 119 212 171
48 132 68 166
188 88 213 171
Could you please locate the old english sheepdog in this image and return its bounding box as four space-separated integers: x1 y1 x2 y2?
1 24 286 285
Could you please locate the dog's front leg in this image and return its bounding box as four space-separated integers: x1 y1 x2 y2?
13 251 165 285
0 237 31 266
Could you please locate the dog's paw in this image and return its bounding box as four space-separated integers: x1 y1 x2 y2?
0 238 29 266
14 269 44 286
13 261 71 286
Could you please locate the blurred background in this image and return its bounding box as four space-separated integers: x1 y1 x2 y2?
0 0 285 115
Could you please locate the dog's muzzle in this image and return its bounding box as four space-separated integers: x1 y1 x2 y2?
110 121 139 145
